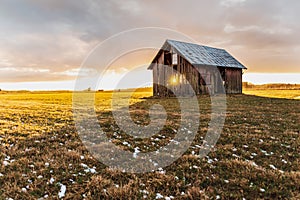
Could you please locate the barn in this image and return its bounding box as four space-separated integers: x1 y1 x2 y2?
147 39 247 97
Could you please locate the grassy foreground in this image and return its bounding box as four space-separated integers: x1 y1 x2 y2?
0 90 299 199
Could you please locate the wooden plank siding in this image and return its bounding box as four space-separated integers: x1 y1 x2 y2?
152 51 242 97
224 68 242 94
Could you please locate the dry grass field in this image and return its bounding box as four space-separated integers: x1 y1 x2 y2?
0 90 299 199
243 89 300 100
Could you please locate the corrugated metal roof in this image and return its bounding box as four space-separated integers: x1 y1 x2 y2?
149 39 247 69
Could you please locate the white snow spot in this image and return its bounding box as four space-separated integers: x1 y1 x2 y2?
21 188 27 192
281 144 290 148
3 160 9 166
259 188 265 192
80 155 84 160
269 164 277 170
281 159 288 164
133 147 140 158
45 162 50 167
260 149 267 154
85 168 97 174
0 173 3 177
232 154 239 158
251 162 258 167
81 163 97 173
80 163 88 168
224 180 229 183
156 193 164 199
58 183 66 198
49 177 55 184
37 175 43 179
140 189 149 194
157 167 166 174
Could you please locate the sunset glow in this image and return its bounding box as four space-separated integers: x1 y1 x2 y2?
0 1 299 90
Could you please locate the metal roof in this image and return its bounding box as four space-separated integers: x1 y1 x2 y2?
148 39 247 69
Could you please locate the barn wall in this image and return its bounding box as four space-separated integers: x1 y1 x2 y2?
177 55 197 96
157 51 165 96
153 51 175 97
152 50 242 96
153 62 158 96
225 68 242 94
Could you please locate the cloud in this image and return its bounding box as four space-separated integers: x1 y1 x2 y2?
220 0 247 7
0 0 299 84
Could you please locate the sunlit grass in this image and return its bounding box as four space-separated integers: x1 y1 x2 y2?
0 91 299 199
243 89 300 99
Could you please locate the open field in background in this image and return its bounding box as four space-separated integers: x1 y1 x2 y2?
0 90 299 199
243 89 300 100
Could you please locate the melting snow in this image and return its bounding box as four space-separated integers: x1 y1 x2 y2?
3 160 9 166
269 164 277 170
81 163 97 174
156 193 164 199
49 177 55 184
282 159 288 164
58 183 66 198
259 188 265 192
133 147 140 158
232 154 239 158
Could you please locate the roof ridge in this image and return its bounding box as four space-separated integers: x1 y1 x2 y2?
148 39 247 69
166 39 226 51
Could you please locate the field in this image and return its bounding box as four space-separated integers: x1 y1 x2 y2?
243 89 300 100
0 90 299 199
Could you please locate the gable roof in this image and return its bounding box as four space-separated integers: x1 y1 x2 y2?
148 39 247 69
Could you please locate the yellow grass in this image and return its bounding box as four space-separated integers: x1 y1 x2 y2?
0 90 299 199
243 89 300 99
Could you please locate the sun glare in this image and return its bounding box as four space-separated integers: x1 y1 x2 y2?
171 77 177 84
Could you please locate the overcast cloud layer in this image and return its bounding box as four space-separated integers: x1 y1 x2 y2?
0 0 299 83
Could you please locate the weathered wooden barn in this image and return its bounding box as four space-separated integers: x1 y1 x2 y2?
148 39 247 97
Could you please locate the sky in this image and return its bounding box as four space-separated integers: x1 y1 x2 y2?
0 0 299 90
